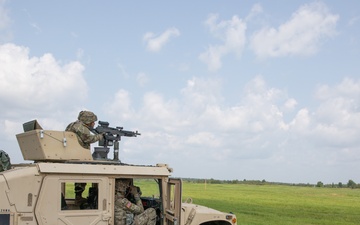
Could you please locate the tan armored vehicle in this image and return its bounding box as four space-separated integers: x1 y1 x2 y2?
0 120 237 225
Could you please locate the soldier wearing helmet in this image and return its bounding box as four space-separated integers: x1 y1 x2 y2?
66 110 104 149
114 179 156 225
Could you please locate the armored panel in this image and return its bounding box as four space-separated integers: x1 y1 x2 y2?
16 130 93 161
22 120 43 132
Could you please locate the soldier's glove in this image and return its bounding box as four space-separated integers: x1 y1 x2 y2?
96 133 105 141
129 186 137 194
130 186 142 199
135 186 142 196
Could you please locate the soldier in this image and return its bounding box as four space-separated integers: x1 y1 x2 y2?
66 110 104 205
114 179 156 225
65 110 104 149
0 150 11 172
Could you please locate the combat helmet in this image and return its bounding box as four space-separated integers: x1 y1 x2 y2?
78 111 98 124
115 179 132 195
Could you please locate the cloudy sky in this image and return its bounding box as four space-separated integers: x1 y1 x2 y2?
1 0 360 184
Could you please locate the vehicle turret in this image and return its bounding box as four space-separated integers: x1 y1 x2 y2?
17 120 93 161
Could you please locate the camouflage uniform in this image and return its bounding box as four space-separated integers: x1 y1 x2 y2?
65 111 103 149
114 179 156 225
0 150 11 172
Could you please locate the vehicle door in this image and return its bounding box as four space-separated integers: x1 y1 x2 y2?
35 175 111 225
165 178 182 225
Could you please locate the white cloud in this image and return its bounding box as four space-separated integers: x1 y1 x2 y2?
199 14 247 71
289 108 311 133
139 92 181 131
199 45 224 72
283 98 297 111
315 78 360 100
250 2 339 58
106 89 134 121
246 3 263 21
312 78 360 146
279 77 360 170
143 27 180 52
181 77 223 110
0 43 87 111
186 132 221 148
0 43 88 135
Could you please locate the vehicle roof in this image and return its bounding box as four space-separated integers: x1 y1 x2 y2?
10 162 172 178
36 162 172 177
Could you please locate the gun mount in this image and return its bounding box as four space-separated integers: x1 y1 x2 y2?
92 121 140 161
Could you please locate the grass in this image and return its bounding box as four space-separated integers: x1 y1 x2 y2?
181 182 360 225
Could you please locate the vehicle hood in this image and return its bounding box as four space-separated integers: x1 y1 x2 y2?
181 202 236 225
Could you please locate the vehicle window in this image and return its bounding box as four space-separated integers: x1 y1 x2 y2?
61 182 99 210
132 179 161 210
133 179 160 198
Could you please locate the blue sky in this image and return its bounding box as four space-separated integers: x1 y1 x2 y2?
1 0 360 184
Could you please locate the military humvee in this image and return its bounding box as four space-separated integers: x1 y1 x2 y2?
0 120 237 225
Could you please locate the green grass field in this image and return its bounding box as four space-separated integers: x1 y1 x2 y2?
181 181 360 225
69 180 360 224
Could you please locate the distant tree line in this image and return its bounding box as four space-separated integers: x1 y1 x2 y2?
180 178 360 189
315 179 359 189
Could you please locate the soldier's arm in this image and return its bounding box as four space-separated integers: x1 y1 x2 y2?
133 193 144 213
82 132 103 144
122 197 144 214
78 126 103 144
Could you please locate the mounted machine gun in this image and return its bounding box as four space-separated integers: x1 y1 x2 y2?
92 121 140 161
